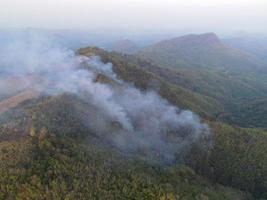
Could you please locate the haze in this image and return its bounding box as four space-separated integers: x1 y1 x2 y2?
0 0 266 34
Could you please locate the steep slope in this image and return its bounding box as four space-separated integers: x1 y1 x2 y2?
136 33 265 73
117 35 267 128
77 48 267 197
78 47 267 128
78 47 223 119
120 54 267 127
121 54 267 101
0 90 39 115
1 45 267 199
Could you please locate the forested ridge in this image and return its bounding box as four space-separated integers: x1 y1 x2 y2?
1 39 267 199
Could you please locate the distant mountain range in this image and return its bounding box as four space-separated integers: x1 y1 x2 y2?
224 36 267 62
110 39 140 54
136 33 266 73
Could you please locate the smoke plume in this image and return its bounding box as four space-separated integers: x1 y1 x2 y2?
0 31 210 163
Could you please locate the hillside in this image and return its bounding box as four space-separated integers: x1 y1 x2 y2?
110 39 139 54
78 47 223 119
1 45 267 199
0 92 256 200
136 33 265 73
224 36 267 62
77 48 267 197
116 34 267 128
0 90 39 115
78 47 267 128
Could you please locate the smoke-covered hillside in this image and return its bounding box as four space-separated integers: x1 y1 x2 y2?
1 33 267 199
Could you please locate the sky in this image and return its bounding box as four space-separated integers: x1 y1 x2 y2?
0 0 267 35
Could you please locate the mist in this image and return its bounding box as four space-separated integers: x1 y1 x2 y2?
0 0 267 35
0 32 210 163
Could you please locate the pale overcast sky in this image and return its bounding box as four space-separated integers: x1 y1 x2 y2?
0 0 266 34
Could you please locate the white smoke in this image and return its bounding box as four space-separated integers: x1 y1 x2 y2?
0 31 210 163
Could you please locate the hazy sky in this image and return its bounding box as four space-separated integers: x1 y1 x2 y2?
0 0 267 34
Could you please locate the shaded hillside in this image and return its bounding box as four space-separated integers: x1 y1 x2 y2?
0 93 253 200
78 47 267 128
136 33 265 73
1 87 266 199
78 47 223 119
102 37 267 128
77 48 267 197
122 54 267 126
120 54 267 101
223 98 267 128
1 45 267 199
224 36 267 62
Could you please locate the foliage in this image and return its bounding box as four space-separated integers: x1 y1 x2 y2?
0 97 251 199
0 46 267 199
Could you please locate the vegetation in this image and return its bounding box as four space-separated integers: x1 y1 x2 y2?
1 42 267 199
78 47 223 119
0 95 252 199
126 54 267 128
135 33 265 73
77 47 267 198
186 122 267 199
78 46 267 128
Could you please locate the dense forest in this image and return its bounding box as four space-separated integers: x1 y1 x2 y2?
1 33 267 199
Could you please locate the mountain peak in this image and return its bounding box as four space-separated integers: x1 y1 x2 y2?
168 32 222 47
136 32 263 71
197 32 220 43
111 39 138 53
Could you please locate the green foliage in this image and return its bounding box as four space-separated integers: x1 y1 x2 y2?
0 94 252 199
223 98 267 128
0 130 250 200
76 47 267 198
1 46 266 199
208 123 267 197
78 47 222 119
78 47 267 128
123 53 267 128
102 36 267 129
135 33 265 73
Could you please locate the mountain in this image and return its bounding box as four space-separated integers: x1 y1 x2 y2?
78 47 223 119
77 48 267 198
110 39 139 54
126 34 267 128
1 44 267 199
0 93 255 199
224 36 267 62
136 33 265 73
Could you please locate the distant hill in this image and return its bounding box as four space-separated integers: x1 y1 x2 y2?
224 36 267 62
136 33 265 73
110 39 139 54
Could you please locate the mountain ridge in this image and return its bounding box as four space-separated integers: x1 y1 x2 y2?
1 43 267 199
136 33 266 72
